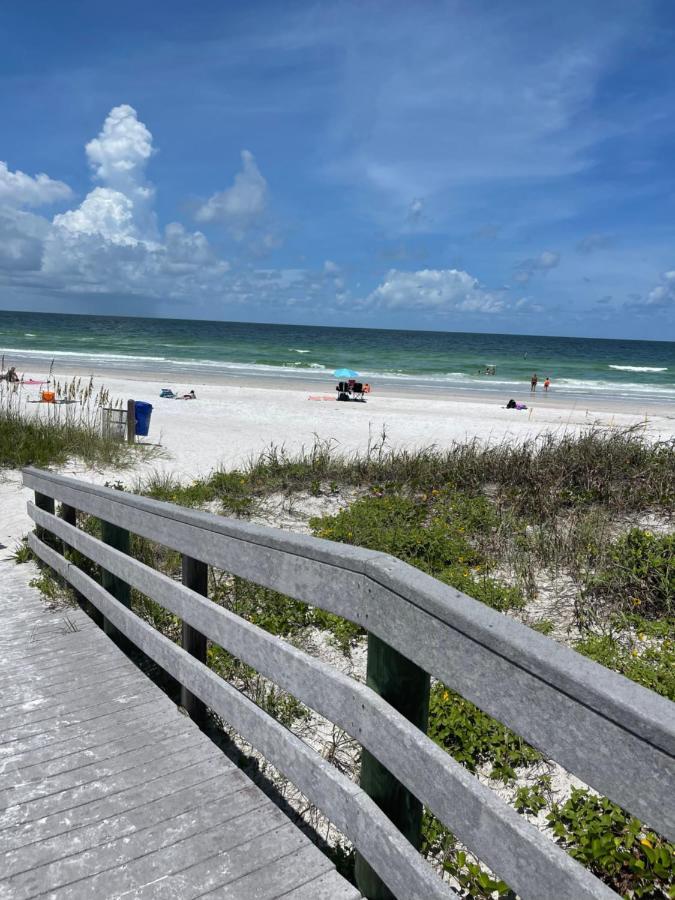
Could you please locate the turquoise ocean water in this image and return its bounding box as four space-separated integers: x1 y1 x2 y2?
1 310 674 403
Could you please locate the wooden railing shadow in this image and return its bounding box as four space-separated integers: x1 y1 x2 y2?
24 466 675 900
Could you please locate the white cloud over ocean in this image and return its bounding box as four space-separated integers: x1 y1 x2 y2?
367 269 504 314
0 93 671 332
645 271 675 309
1 106 233 304
195 149 268 240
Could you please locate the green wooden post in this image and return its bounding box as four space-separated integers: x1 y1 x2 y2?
126 399 136 444
60 503 76 528
100 519 131 639
34 491 57 549
61 503 99 622
180 556 208 726
355 633 430 900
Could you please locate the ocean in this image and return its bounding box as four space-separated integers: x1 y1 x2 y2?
1 310 674 403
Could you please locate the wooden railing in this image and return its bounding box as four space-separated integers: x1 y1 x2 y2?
23 467 675 900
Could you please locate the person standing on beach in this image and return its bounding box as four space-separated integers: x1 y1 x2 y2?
544 376 551 392
530 373 538 392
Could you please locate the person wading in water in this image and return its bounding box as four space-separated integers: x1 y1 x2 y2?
530 373 538 393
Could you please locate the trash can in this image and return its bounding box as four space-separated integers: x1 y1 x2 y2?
134 401 153 437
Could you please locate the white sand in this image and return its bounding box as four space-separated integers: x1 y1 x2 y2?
30 373 675 476
2 370 673 555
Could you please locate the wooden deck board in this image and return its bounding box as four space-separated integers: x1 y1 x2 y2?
0 561 359 900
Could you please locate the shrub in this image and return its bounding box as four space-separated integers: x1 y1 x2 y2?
514 777 551 816
427 684 541 782
312 491 524 612
575 622 674 701
584 529 674 620
421 814 515 899
548 789 674 899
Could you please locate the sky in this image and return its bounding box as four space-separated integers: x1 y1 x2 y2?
1 0 675 340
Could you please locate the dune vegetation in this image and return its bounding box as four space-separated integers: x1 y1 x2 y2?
0 376 149 469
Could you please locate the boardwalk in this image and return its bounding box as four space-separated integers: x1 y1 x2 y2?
0 560 360 900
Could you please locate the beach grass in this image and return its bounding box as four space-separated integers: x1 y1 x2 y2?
139 424 674 516
0 409 138 468
0 377 152 469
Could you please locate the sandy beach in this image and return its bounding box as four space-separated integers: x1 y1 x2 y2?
1 366 672 557
8 367 675 476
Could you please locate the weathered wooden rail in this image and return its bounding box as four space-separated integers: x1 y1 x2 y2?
23 466 675 900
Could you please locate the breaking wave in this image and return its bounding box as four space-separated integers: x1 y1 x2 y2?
609 365 667 373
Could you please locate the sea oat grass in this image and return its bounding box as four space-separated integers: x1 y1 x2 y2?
139 426 674 519
0 377 155 469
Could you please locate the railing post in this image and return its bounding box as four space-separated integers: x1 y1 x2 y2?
181 556 208 725
60 503 76 528
60 503 100 622
126 399 136 444
355 633 430 900
100 519 131 638
34 491 56 547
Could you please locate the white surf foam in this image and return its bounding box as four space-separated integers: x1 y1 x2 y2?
609 365 668 373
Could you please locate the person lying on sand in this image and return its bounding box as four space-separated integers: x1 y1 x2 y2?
506 398 527 410
181 389 197 400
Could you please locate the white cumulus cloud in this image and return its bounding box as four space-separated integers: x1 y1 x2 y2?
366 268 504 313
59 104 158 241
54 187 139 244
86 105 154 194
0 161 72 208
27 105 230 302
195 150 268 239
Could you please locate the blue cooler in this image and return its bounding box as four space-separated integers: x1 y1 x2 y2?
134 401 153 437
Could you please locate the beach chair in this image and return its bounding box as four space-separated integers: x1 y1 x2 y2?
336 382 350 401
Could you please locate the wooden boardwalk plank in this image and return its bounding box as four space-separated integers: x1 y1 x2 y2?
0 561 359 900
1 772 245 879
0 705 187 772
0 757 230 855
103 821 315 900
0 721 199 801
5 786 271 899
278 870 364 899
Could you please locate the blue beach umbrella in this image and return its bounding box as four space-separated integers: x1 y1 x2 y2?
333 368 359 378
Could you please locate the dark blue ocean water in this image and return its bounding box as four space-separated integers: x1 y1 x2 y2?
1 310 673 402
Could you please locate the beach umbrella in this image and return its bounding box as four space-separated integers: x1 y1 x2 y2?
333 368 359 378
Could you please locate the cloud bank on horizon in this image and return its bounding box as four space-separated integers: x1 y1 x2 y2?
1 0 674 339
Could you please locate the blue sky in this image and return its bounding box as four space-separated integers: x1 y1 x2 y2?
1 0 675 339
